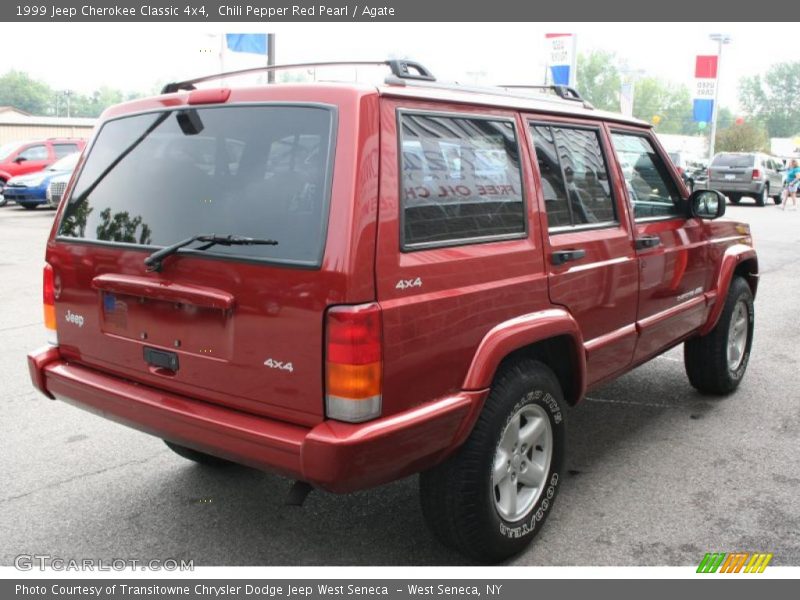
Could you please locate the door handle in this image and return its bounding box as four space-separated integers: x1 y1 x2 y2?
635 235 661 250
551 248 586 265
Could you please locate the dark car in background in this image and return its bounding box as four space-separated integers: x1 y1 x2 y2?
708 152 784 206
668 152 707 192
1 152 80 209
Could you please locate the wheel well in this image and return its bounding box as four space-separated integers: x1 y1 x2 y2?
498 335 581 406
734 258 759 297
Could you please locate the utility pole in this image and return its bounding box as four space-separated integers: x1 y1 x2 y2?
267 34 276 83
708 33 731 162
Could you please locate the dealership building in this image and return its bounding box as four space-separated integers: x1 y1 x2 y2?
0 106 95 145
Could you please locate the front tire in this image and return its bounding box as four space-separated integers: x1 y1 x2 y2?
419 359 566 563
684 277 754 395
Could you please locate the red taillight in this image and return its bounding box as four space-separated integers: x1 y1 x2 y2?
752 169 761 180
43 263 58 345
677 166 685 175
325 303 382 423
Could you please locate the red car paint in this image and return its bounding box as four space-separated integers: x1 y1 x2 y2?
28 79 757 493
0 138 86 184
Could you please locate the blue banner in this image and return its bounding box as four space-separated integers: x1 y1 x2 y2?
225 33 268 55
550 65 570 86
693 98 713 123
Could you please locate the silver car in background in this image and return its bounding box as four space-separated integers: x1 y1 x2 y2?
707 152 784 206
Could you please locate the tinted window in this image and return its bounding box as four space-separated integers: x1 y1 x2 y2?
59 106 334 266
399 113 525 247
712 153 755 168
611 133 682 219
18 145 48 161
54 143 79 158
531 124 616 229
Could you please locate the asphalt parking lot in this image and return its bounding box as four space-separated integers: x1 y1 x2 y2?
1 200 798 567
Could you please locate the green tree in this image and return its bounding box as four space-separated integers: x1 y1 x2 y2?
633 77 695 135
739 62 800 137
715 122 769 153
0 70 54 115
576 51 621 112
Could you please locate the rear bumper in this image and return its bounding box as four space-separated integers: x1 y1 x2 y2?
27 347 487 493
710 182 765 194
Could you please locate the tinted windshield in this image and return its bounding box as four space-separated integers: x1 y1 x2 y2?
48 152 79 172
58 105 334 266
712 154 754 168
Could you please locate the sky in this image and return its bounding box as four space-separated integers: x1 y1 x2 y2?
0 22 791 113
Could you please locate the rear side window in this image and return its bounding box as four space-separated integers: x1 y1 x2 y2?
53 143 79 158
712 154 755 168
530 124 616 229
399 112 525 248
58 105 335 267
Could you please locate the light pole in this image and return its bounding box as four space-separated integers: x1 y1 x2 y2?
708 33 731 161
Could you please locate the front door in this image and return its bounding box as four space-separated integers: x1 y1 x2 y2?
609 129 710 362
526 119 638 386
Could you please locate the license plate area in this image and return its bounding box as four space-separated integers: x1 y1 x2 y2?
100 291 233 360
143 346 180 372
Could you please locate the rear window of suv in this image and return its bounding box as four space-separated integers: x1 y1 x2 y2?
58 105 335 267
712 154 755 168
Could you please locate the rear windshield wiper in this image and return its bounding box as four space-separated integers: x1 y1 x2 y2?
144 234 279 272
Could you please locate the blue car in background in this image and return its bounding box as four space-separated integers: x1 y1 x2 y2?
1 153 80 210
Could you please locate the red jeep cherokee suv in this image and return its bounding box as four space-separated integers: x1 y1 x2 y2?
27 61 757 562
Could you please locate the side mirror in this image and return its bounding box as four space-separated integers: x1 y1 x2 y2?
688 189 726 220
13 156 27 163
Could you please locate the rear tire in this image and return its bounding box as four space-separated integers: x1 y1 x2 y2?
684 277 754 395
419 359 566 563
21 204 37 211
728 194 741 205
756 187 767 206
164 440 234 467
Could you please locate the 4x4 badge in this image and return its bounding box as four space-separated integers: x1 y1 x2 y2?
396 277 423 291
264 358 294 373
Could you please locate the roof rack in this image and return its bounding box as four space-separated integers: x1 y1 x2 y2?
160 59 436 94
499 85 594 109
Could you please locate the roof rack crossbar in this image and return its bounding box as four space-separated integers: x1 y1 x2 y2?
160 59 435 94
499 85 584 102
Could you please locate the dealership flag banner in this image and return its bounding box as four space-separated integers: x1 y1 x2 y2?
693 55 718 123
545 33 576 86
225 33 269 54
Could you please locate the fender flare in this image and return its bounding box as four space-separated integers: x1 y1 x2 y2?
0 171 11 182
699 244 758 336
462 308 586 404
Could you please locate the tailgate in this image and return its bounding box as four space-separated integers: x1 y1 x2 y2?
709 155 755 184
47 99 374 426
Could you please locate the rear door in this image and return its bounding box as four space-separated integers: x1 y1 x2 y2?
609 128 711 361
50 99 369 426
526 117 638 386
375 100 548 415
